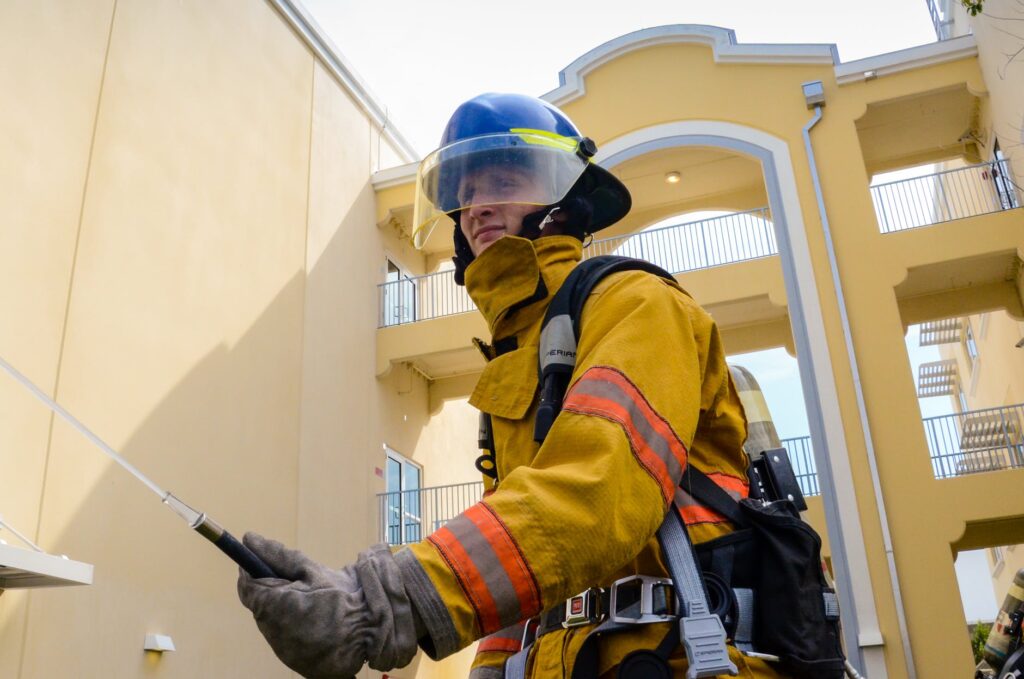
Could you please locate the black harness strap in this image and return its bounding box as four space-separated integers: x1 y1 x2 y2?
534 256 675 443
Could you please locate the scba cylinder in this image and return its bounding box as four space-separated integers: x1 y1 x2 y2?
984 567 1024 669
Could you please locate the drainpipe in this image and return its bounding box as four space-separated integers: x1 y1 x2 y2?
801 80 917 679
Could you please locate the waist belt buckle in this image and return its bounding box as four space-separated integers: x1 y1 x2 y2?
610 575 677 625
562 587 605 628
521 617 540 648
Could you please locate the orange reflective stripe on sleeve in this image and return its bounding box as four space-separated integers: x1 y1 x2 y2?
427 503 542 635
675 471 749 525
563 366 688 503
477 621 526 654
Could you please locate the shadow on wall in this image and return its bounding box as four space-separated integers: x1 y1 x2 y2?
4 188 435 677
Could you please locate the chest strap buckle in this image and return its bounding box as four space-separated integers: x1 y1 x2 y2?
609 575 677 625
563 587 606 628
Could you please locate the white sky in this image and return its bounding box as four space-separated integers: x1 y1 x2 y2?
303 0 937 156
300 0 1002 625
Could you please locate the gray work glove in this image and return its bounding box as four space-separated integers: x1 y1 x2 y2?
237 533 419 679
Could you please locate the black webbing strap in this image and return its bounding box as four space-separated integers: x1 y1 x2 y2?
535 256 675 442
679 466 747 527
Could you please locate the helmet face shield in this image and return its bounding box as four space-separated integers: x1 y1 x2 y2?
412 130 588 249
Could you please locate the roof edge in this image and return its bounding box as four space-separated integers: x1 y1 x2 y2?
269 0 419 162
372 161 419 189
834 34 978 85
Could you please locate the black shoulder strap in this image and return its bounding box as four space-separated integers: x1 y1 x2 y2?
681 466 747 526
534 256 675 442
533 254 749 522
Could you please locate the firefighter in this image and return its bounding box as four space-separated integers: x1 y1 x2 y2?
237 93 786 678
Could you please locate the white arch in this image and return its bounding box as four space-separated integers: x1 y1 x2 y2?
595 120 888 677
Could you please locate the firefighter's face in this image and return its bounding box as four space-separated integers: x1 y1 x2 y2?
457 166 544 256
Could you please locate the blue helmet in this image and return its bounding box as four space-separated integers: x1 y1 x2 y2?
412 93 631 270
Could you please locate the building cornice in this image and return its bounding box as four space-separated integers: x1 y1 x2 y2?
268 0 419 162
543 25 840 107
372 161 418 190
834 35 978 85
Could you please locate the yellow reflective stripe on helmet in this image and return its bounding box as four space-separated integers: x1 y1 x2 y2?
508 128 578 153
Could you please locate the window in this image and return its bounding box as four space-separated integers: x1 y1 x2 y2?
963 319 979 373
957 384 969 413
992 141 1020 210
991 545 1006 575
384 448 422 545
382 258 416 326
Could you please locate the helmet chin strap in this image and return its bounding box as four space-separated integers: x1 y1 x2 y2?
520 206 561 241
538 207 563 236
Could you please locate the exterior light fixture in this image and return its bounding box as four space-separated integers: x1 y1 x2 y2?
144 634 176 653
664 171 681 184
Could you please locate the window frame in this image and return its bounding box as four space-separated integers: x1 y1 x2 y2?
383 447 423 545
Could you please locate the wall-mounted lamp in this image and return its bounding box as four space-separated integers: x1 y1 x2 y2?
664 171 681 184
144 633 176 653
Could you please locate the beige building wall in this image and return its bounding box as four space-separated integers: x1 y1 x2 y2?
988 545 1024 613
1 1 418 678
969 0 1024 184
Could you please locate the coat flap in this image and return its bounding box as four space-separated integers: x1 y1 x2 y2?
469 346 539 420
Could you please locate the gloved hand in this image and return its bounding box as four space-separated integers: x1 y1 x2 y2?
237 533 419 679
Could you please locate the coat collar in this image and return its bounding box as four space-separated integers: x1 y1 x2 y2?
464 235 583 338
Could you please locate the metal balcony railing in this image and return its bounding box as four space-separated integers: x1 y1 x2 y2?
583 207 775 275
926 0 954 40
377 208 775 327
780 435 820 498
378 481 483 546
919 318 962 346
871 160 1021 233
377 270 474 327
924 403 1024 479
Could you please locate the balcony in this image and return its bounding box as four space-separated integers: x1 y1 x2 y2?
378 481 483 546
871 160 1021 234
378 433 817 546
917 358 959 397
377 208 775 327
924 404 1024 479
919 317 962 346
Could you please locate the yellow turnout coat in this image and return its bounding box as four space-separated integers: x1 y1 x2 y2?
395 235 788 678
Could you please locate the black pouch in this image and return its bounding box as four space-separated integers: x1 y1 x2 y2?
687 464 846 678
737 498 846 679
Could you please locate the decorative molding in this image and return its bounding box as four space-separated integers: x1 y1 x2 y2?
377 210 411 240
268 0 419 162
372 161 419 189
543 25 839 106
834 34 977 85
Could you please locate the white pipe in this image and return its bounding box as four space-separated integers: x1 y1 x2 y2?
802 101 917 678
